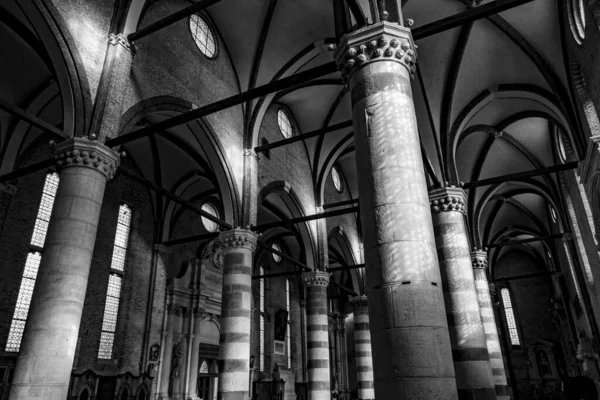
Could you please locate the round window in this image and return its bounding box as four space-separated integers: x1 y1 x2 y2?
201 203 219 232
331 165 343 192
189 14 217 58
568 0 586 44
277 109 294 139
272 243 282 263
557 132 568 163
550 207 557 223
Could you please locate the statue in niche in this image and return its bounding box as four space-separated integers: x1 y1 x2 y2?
536 350 551 376
149 343 160 362
171 341 184 378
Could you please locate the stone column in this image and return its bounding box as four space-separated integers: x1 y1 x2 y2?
302 271 331 400
472 250 510 400
187 308 207 400
217 229 257 400
349 296 374 400
334 22 457 399
9 138 119 400
158 305 176 400
430 187 495 399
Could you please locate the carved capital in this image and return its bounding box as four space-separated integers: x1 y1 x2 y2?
53 138 120 180
429 187 467 215
194 307 209 319
219 228 258 251
334 22 417 82
302 271 331 287
349 295 368 308
108 33 131 51
471 250 488 270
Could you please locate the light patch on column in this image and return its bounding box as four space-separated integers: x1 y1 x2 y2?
500 288 520 346
98 204 132 359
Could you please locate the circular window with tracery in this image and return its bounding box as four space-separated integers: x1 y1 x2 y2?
272 243 282 263
568 0 586 44
277 109 294 139
332 165 343 192
201 203 219 232
557 132 568 163
189 14 217 58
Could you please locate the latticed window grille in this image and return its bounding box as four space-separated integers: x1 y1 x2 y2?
189 14 217 58
277 109 294 139
286 279 292 369
6 173 59 352
98 204 131 359
501 288 521 346
259 266 265 371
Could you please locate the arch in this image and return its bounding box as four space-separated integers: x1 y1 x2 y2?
315 133 355 205
257 181 317 270
16 0 92 137
118 96 241 237
328 226 362 295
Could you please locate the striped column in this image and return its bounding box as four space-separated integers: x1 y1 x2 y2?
217 229 257 400
303 271 331 400
430 187 496 399
350 296 374 400
472 250 510 400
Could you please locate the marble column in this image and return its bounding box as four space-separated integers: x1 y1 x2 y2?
302 271 331 400
217 229 257 400
430 187 495 399
472 250 510 400
350 296 374 400
334 22 457 399
9 138 119 400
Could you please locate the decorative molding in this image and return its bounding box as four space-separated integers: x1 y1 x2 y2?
471 250 488 270
349 295 368 308
580 135 600 186
302 271 331 287
243 149 259 160
429 187 467 214
53 138 120 180
219 228 258 251
334 21 417 82
107 33 131 52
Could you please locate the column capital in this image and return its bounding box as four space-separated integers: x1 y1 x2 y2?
429 186 467 215
53 138 120 180
334 21 417 82
349 295 368 308
218 228 258 251
107 33 131 52
302 271 331 287
471 249 488 270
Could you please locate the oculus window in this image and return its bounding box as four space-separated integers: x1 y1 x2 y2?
332 165 343 192
277 109 294 139
189 14 217 58
272 243 282 263
568 0 586 44
201 203 219 232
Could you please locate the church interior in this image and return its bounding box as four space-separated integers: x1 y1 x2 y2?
1 0 600 399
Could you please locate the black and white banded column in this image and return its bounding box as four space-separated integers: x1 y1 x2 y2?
217 229 257 400
303 271 331 400
350 295 374 400
430 187 496 399
472 250 510 400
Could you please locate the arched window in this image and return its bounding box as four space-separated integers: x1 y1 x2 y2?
557 132 569 163
98 204 132 359
277 108 294 139
331 165 343 192
272 243 282 263
500 288 521 346
201 203 219 232
6 173 59 352
137 387 147 400
79 389 89 400
568 0 586 44
189 14 217 58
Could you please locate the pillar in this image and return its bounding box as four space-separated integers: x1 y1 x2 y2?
430 187 495 399
302 271 331 400
472 250 510 400
217 229 257 400
349 296 374 400
334 22 457 399
9 138 119 400
158 305 176 400
187 308 207 400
